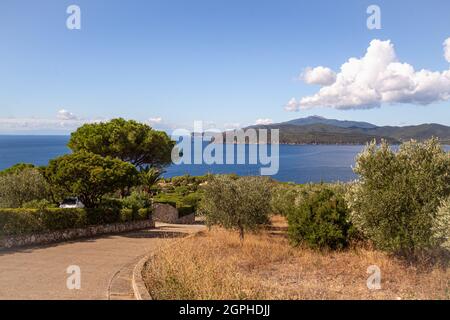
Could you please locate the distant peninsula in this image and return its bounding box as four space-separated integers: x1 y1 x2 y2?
231 116 450 145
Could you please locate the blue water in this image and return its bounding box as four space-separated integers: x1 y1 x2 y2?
0 136 448 184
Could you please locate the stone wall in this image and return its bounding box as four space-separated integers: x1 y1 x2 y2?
176 213 196 224
0 218 155 249
153 203 196 224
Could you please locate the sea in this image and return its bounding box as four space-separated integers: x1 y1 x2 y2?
0 135 448 184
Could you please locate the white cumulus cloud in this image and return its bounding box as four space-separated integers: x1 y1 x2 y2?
57 109 78 120
287 39 450 111
255 118 274 125
284 98 299 111
444 37 450 63
301 66 336 85
148 117 163 125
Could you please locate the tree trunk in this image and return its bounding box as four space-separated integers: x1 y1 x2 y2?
239 226 244 245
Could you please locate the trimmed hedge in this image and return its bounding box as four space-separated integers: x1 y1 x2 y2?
153 199 178 207
153 190 202 210
0 207 152 237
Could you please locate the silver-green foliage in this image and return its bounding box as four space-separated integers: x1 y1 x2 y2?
200 175 273 241
432 196 450 251
0 168 51 208
346 138 450 254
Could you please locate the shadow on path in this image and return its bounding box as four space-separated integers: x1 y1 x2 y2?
0 224 200 257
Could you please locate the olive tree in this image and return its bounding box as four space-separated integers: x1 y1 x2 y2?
199 175 273 242
68 118 175 170
346 138 450 256
0 167 51 208
45 151 138 208
432 196 450 252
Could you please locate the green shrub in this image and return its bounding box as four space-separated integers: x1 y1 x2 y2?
21 199 57 209
0 168 51 208
153 190 202 211
121 191 152 210
200 175 272 241
99 198 123 211
179 193 202 209
0 206 152 237
174 186 190 196
153 199 177 207
119 208 151 222
346 139 450 256
287 187 355 250
0 208 86 236
270 183 300 216
432 196 450 252
137 208 152 220
0 163 36 176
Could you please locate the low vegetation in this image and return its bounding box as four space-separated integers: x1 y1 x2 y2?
144 218 450 300
0 207 151 237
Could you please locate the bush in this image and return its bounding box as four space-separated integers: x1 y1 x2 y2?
0 163 36 176
200 175 272 241
153 198 177 207
121 191 153 210
120 208 152 222
179 193 202 209
270 183 300 216
0 207 152 236
432 197 450 252
21 199 57 209
153 190 202 212
0 168 51 208
0 208 86 236
346 139 450 256
287 187 355 250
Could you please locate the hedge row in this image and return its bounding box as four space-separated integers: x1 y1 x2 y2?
153 199 178 207
0 207 152 236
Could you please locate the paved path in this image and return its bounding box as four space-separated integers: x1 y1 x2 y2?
0 223 205 300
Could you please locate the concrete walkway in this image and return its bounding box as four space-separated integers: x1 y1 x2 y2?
0 222 205 300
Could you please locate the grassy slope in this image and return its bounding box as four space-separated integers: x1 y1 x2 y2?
143 216 450 300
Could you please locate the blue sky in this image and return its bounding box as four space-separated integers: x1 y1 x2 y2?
0 0 449 133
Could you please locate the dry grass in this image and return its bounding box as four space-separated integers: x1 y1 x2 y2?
143 216 450 300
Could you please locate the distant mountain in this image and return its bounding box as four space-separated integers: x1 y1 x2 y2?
284 116 378 129
242 117 450 145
